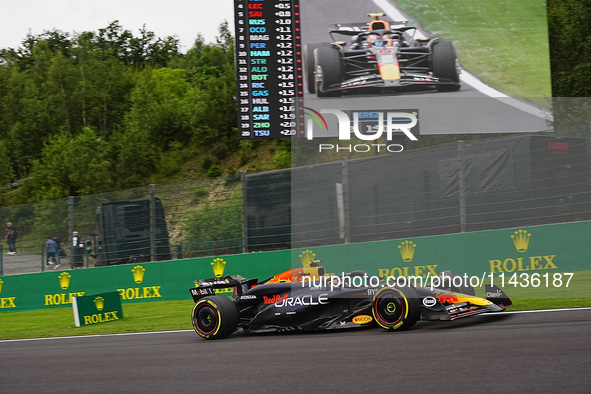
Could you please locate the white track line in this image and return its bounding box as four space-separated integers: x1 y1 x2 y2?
486 306 591 316
0 329 193 344
372 0 552 121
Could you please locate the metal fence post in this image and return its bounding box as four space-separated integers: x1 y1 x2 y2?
241 171 248 253
176 242 183 259
68 196 75 267
342 157 350 244
458 141 467 233
149 184 156 262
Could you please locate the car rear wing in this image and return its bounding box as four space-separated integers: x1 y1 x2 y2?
189 275 258 302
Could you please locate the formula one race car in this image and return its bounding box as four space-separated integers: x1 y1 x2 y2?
189 262 511 340
304 13 461 96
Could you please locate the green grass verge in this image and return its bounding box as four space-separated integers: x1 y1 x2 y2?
1 297 590 340
0 300 194 340
393 0 551 98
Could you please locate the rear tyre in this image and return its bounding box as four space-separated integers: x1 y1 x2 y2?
431 40 461 92
191 296 238 339
304 43 329 94
372 286 420 331
314 46 342 97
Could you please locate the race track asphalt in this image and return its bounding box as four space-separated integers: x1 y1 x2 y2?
1 308 590 393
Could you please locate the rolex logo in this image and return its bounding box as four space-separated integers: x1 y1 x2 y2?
58 272 71 290
94 296 105 311
211 258 226 278
398 240 416 262
299 250 316 267
131 265 145 284
511 229 531 253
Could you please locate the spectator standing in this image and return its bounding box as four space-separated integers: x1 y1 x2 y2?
5 222 17 255
53 236 64 264
45 236 59 269
71 231 84 269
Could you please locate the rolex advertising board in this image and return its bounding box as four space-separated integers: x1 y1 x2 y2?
72 291 123 327
291 221 591 299
0 249 290 312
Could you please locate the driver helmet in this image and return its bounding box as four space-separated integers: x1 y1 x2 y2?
367 34 383 47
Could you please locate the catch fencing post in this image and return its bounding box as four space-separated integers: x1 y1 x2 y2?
342 157 350 243
68 196 75 267
149 184 156 262
241 171 248 253
458 141 467 233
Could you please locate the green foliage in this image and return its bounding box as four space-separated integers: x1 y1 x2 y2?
0 21 238 203
22 127 113 201
546 0 591 132
273 149 291 169
0 140 14 187
182 187 242 256
547 0 591 97
206 164 222 178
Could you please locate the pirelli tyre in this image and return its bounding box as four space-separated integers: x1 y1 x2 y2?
431 40 461 92
314 46 343 97
304 43 329 94
191 295 239 339
372 286 420 331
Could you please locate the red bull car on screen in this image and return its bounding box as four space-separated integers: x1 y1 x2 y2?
304 13 461 97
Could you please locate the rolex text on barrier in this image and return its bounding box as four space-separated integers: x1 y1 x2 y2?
72 291 124 327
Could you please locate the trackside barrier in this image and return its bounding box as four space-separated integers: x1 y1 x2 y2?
1 221 590 312
72 291 124 327
0 250 291 312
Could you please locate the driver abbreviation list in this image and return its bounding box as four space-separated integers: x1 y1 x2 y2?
234 0 304 139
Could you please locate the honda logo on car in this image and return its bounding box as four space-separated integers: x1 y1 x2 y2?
275 294 329 307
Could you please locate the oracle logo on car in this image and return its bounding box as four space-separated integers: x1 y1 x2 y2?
274 294 329 307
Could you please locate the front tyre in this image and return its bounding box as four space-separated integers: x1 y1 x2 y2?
191 296 238 339
304 43 329 94
372 287 420 331
431 40 461 92
314 46 343 97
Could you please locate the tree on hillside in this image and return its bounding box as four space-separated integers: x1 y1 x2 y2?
0 19 268 205
22 127 113 201
547 0 591 133
547 0 591 97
